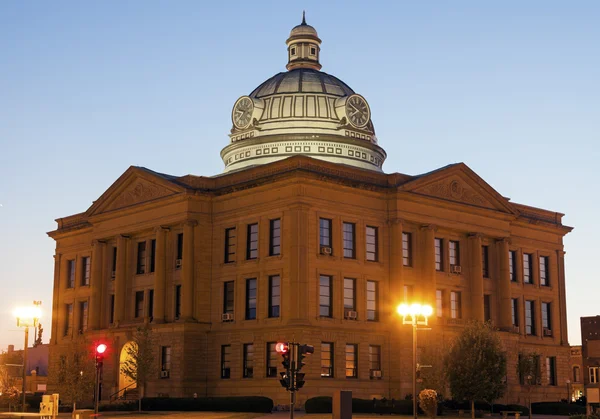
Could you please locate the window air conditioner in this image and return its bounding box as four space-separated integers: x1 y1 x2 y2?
222 313 234 322
370 370 382 378
345 310 358 320
450 265 462 274
160 370 169 378
543 328 553 337
512 325 520 334
175 259 182 269
320 246 332 255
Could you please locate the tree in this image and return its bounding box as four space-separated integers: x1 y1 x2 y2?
120 325 155 412
517 351 541 419
33 323 43 347
419 343 449 400
54 340 95 411
444 321 507 419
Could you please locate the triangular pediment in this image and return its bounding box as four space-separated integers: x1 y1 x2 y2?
87 167 186 216
401 163 519 215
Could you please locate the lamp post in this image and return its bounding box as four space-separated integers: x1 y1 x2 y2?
397 303 433 419
95 343 107 414
14 303 42 413
566 379 571 403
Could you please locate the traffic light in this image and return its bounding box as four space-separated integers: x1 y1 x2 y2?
295 344 314 371
95 343 107 368
295 372 306 390
276 342 290 370
279 371 291 390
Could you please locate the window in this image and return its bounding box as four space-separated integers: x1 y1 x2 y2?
269 219 281 256
161 346 171 372
135 291 144 318
268 275 280 318
542 302 552 332
546 357 556 386
573 366 581 382
590 367 599 384
436 290 443 317
321 342 334 377
402 232 412 266
109 295 115 324
344 278 356 314
451 291 461 319
525 300 535 335
482 246 489 278
366 281 378 321
148 289 154 320
65 303 73 336
310 47 316 55
511 298 519 326
243 344 254 378
319 275 332 317
112 247 117 277
435 238 443 271
246 223 258 260
291 47 296 56
540 256 549 286
79 301 88 333
81 257 90 286
267 342 278 377
369 345 381 376
221 345 231 378
176 233 183 261
225 227 236 263
366 226 378 261
523 253 533 284
449 241 460 267
174 285 181 320
509 251 517 281
223 281 234 314
320 218 332 249
484 295 491 322
345 344 358 378
150 239 156 273
343 222 356 258
403 285 413 302
137 242 146 274
67 259 76 288
246 278 257 320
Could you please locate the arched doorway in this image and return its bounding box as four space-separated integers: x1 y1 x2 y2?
119 341 137 394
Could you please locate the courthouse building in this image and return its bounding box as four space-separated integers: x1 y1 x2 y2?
47 16 573 404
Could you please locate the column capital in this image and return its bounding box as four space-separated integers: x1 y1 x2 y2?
495 237 512 245
154 225 170 233
184 220 198 228
387 218 403 226
119 234 130 240
558 250 566 257
420 224 437 232
468 232 484 240
92 239 106 247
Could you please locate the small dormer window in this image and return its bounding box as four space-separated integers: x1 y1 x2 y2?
310 47 316 56
291 47 296 56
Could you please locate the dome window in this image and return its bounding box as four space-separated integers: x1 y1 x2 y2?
310 47 316 56
291 47 297 56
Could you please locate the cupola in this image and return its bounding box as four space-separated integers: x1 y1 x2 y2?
286 12 322 71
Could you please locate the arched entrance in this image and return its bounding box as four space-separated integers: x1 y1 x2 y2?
119 341 137 393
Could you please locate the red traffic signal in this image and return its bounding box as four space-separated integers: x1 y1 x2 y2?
275 342 289 354
96 343 107 354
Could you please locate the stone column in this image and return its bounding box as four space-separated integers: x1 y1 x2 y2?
50 253 62 345
89 240 105 330
496 238 512 330
181 220 197 321
468 233 484 321
113 235 129 325
153 226 169 323
419 225 437 308
557 250 568 344
288 204 309 323
388 218 404 308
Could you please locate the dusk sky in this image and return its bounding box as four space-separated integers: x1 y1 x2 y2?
1 1 598 350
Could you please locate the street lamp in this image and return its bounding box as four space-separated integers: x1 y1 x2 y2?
566 379 571 403
95 343 107 414
397 303 433 419
14 303 42 412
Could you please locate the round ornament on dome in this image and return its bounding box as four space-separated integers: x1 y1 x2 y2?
231 96 265 131
334 94 371 129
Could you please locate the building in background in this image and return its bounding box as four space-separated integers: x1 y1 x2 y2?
47 16 573 405
581 316 600 407
1 344 49 394
569 345 584 401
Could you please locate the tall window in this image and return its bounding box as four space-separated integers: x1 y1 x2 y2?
369 345 381 376
523 253 533 284
319 218 332 248
67 259 76 288
269 219 281 256
225 227 236 263
542 302 552 331
366 226 378 261
267 343 278 377
174 285 181 320
223 281 234 314
79 301 88 333
343 222 356 259
161 346 171 371
366 281 378 321
268 275 280 318
109 295 115 324
150 239 156 273
546 357 556 385
81 257 90 286
484 295 491 322
221 345 231 379
321 342 334 377
135 291 144 318
435 238 443 271
319 275 332 317
112 247 117 277
403 285 413 302
243 344 254 378
449 241 460 267
436 290 443 318
525 300 535 335
509 251 517 281
573 366 580 383
540 256 549 286
345 344 358 378
176 233 184 261
344 278 356 315
511 298 519 326
137 242 146 274
451 291 461 319
246 278 257 320
402 232 412 266
148 289 154 320
590 367 599 384
65 303 73 336
482 246 489 278
246 223 258 260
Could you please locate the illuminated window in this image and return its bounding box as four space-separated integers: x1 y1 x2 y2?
451 291 461 319
435 238 443 271
321 343 333 377
345 344 358 378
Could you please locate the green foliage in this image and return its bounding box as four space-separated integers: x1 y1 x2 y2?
119 325 155 411
419 343 449 398
419 389 438 418
54 340 95 409
531 402 586 415
517 351 542 386
444 321 507 408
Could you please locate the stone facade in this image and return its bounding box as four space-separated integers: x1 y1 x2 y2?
581 316 600 404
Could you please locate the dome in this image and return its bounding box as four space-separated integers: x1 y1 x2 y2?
289 22 319 39
249 68 354 99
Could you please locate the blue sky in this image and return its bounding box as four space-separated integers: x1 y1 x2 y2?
0 1 598 350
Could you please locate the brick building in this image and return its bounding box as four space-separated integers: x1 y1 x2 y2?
581 316 600 405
